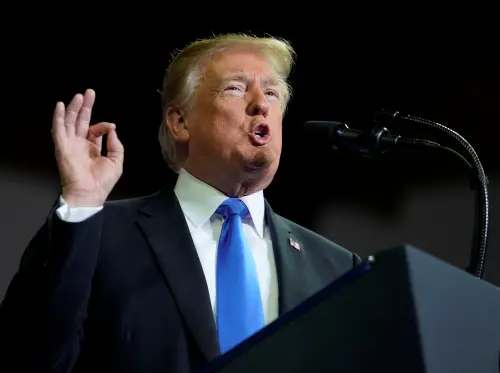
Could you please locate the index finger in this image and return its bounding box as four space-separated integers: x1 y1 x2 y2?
75 89 96 137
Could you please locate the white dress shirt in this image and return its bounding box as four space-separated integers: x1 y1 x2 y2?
56 168 279 325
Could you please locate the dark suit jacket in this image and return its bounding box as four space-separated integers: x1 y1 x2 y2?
0 188 359 373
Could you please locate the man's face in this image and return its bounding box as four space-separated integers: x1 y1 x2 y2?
181 48 284 193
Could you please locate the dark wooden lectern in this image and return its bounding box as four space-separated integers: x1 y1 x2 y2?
204 245 500 373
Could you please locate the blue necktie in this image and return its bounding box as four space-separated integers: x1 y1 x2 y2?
216 198 265 353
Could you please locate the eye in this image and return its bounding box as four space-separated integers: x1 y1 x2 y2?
225 85 244 92
265 90 279 98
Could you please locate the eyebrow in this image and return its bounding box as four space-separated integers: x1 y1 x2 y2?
221 73 280 87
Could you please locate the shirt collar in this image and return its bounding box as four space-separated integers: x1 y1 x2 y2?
173 168 265 238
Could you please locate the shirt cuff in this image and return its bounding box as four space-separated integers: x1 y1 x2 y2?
55 195 104 223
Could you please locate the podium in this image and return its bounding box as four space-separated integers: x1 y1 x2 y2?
204 245 500 373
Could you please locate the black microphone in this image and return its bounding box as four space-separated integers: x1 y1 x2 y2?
305 114 490 279
303 120 441 156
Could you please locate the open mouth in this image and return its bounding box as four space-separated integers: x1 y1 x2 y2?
249 123 271 145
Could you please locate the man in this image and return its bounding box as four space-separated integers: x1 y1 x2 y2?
0 34 359 372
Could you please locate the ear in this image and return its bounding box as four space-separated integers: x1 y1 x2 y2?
165 107 189 143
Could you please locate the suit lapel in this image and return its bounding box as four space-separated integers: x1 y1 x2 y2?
136 189 220 361
265 201 311 315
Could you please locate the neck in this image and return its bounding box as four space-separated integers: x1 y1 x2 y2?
182 164 271 198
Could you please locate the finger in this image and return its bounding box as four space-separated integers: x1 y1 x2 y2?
75 89 96 138
51 101 66 141
64 93 84 136
87 122 116 149
106 129 125 164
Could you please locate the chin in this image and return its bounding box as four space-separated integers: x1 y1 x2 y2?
245 154 280 183
243 150 274 170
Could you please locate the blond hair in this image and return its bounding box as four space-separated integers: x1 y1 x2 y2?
158 33 296 172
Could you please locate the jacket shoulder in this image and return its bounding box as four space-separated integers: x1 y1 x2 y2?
275 214 360 266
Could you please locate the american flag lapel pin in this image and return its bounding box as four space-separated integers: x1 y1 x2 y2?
289 237 300 251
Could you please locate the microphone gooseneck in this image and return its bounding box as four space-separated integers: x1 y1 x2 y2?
303 111 490 279
376 110 489 279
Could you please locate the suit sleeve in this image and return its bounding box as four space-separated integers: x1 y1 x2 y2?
0 203 104 372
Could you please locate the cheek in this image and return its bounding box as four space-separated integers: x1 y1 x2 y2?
274 131 283 151
271 116 283 145
190 107 233 138
214 107 246 134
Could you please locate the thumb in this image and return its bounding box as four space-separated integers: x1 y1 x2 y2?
107 129 124 164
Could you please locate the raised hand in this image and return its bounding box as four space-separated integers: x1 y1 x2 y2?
51 89 124 207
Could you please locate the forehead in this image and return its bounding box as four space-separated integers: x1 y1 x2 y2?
202 48 276 81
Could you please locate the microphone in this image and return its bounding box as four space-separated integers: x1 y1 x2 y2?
304 111 490 280
303 120 441 156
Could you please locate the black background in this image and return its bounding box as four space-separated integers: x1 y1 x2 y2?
2 7 499 298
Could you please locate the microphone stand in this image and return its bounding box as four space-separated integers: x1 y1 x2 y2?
375 110 490 279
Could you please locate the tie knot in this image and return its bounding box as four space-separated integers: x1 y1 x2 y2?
216 198 249 219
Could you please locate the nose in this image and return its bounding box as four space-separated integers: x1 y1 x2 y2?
247 89 269 118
